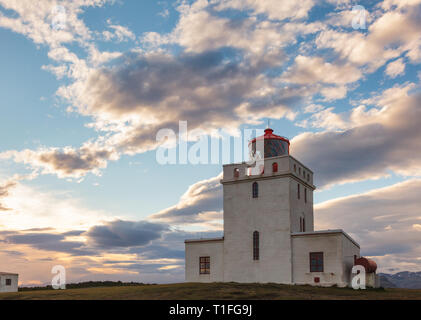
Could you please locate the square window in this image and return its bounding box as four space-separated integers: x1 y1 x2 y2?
310 252 324 272
5 279 12 286
199 257 210 274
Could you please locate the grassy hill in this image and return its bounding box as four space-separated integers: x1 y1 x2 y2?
1 282 421 300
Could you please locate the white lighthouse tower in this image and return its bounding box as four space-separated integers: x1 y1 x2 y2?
185 128 375 287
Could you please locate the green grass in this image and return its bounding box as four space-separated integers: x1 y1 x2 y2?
1 282 421 300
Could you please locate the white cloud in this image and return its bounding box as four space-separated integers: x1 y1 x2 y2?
315 179 421 272
292 83 421 188
102 21 135 42
0 142 118 179
0 181 110 231
151 173 223 229
385 58 406 78
284 55 362 85
320 85 348 101
143 0 322 59
215 0 316 21
316 6 421 71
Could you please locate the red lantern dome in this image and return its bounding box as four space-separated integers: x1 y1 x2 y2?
249 128 290 159
354 257 377 273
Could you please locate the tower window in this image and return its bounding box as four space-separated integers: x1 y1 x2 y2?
253 231 260 261
310 252 324 272
300 216 306 232
272 162 278 173
297 183 300 199
234 168 240 178
199 257 210 274
305 188 307 203
252 182 259 198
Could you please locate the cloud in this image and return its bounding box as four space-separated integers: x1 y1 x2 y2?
0 143 118 179
0 180 16 211
144 0 322 59
0 218 222 284
0 0 110 47
292 83 421 188
85 220 168 248
284 55 362 85
315 179 421 272
151 174 223 227
1 229 92 256
215 0 316 21
60 49 303 155
385 58 406 78
0 180 109 231
316 4 421 71
102 22 135 42
282 55 361 100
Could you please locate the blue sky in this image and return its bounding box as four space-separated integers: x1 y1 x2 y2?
0 0 421 285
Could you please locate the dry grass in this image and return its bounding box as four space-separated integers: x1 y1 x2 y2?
1 282 421 300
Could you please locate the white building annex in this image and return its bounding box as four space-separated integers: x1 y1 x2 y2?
185 128 379 287
0 272 19 293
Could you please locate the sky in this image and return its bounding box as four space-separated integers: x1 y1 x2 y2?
0 0 421 286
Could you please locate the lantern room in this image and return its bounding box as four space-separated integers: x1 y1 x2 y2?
249 128 290 159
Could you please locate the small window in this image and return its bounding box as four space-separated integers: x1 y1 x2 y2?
303 170 306 177
252 182 259 198
299 167 301 175
305 188 307 203
307 174 310 181
300 217 306 232
272 162 278 173
294 164 296 172
199 257 210 274
310 252 324 272
297 183 300 199
253 231 259 261
5 279 11 286
234 168 240 178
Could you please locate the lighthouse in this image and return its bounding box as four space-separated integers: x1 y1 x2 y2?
185 128 378 287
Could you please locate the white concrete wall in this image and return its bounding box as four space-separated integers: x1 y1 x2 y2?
292 233 345 287
222 176 293 283
185 240 224 282
289 178 314 233
220 155 315 284
341 234 360 285
289 157 313 186
0 274 18 293
292 232 360 287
